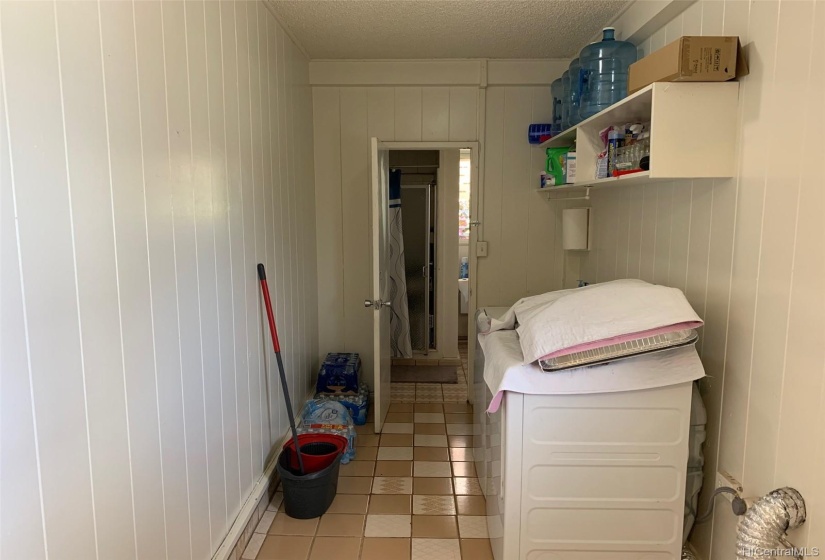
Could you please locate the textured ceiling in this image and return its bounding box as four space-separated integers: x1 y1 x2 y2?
268 0 631 60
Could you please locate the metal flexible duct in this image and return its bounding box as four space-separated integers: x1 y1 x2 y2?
736 487 806 559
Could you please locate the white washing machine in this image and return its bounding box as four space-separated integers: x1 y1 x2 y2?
474 307 693 560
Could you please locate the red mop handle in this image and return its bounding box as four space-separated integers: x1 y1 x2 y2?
257 264 280 353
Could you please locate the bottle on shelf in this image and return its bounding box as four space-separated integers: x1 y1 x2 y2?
551 78 564 132
568 57 582 127
579 27 637 120
560 69 571 130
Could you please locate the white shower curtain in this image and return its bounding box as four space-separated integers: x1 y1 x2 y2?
388 169 412 358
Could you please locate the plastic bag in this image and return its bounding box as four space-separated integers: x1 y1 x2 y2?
316 382 370 425
297 399 356 464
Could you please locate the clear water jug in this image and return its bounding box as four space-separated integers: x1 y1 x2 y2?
560 70 571 130
579 27 637 120
551 78 564 128
567 58 582 126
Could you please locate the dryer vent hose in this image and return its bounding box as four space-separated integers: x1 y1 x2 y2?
736 487 806 559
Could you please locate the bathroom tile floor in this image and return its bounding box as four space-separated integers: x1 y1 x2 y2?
390 340 470 404
245 343 490 560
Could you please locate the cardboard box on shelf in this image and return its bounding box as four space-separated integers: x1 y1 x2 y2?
628 36 749 94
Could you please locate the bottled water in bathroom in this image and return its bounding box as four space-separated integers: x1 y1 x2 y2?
579 27 637 120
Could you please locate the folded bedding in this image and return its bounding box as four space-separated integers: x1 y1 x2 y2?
480 329 705 413
478 279 703 365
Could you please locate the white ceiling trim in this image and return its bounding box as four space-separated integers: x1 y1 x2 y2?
308 59 571 87
309 59 483 86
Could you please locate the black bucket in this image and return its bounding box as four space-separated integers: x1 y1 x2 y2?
276 447 342 519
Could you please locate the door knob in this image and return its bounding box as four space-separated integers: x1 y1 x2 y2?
381 301 392 308
365 299 391 309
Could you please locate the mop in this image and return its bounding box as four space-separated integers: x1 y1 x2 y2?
257 263 305 475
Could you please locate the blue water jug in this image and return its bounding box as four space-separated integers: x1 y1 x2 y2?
560 70 571 130
551 78 564 128
567 58 582 126
579 27 638 120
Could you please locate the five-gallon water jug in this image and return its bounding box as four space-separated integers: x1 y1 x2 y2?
567 58 582 126
579 27 637 120
560 70 571 130
551 78 564 128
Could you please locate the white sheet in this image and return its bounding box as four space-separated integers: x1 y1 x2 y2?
479 279 703 364
481 329 705 413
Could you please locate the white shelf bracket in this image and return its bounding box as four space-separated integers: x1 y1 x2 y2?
543 186 590 202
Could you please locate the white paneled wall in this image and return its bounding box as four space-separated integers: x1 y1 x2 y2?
0 2 317 559
311 70 579 385
312 84 480 384
592 1 825 558
477 85 582 308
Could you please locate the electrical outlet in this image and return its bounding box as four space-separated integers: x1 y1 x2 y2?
716 470 743 502
476 241 488 257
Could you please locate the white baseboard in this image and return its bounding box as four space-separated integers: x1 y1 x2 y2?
211 388 316 560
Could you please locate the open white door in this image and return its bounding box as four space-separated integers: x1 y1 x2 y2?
367 138 391 433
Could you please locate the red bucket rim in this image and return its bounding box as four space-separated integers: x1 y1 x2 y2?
283 433 347 452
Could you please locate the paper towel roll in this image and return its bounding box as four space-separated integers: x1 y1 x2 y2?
562 208 590 250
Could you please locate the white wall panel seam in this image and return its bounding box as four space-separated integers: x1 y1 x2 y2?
129 2 171 554
202 0 230 530
665 185 674 284
94 1 139 554
738 3 782 493
239 0 257 488
232 0 254 492
525 88 535 292
338 87 346 336
254 0 267 475
52 4 101 557
184 1 215 549
286 35 298 425
159 4 195 557
218 0 244 516
707 70 748 560
496 87 507 304
0 20 50 557
266 13 282 444
243 0 263 477
256 2 273 455
275 25 289 417
423 87 427 139
699 185 715 352
683 181 694 292
259 0 274 460
769 0 817 494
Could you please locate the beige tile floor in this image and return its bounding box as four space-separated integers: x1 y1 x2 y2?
390 340 470 405
247 342 490 560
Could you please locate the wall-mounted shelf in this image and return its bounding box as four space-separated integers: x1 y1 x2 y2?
538 82 740 188
536 171 651 196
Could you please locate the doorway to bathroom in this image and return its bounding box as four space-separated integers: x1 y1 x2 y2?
367 141 478 427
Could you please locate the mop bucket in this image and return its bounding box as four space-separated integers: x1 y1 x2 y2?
276 446 342 519
283 433 348 473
